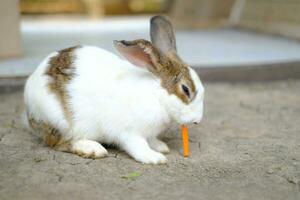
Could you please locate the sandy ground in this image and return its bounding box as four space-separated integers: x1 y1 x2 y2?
0 80 299 200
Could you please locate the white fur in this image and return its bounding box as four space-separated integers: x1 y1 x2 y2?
148 137 170 153
24 46 204 164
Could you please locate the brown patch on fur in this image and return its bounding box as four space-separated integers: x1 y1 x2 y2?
115 39 196 104
137 42 196 104
28 116 103 159
28 116 71 151
45 46 80 123
159 60 196 104
133 40 195 104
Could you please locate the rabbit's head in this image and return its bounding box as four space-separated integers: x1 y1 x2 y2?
114 15 204 125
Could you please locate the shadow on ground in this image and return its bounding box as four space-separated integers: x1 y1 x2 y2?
0 80 300 200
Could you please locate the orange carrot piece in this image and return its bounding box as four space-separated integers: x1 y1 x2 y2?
181 124 189 157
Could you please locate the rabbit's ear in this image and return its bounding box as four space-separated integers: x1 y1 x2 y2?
150 15 179 60
114 39 162 74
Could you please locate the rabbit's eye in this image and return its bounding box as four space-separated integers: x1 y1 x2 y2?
181 84 190 98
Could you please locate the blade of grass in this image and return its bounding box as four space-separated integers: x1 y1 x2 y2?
121 172 141 179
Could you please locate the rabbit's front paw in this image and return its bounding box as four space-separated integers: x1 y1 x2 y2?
136 151 167 164
122 135 167 164
148 137 170 154
72 140 108 159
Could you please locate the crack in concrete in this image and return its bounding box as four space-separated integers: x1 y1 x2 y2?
0 125 15 144
198 142 201 152
52 153 93 166
85 160 94 165
285 176 300 185
6 150 20 157
55 173 63 182
0 119 17 143
107 153 119 159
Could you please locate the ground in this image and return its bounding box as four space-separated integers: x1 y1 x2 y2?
0 80 299 200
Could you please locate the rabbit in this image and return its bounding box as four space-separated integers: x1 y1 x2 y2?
24 15 205 164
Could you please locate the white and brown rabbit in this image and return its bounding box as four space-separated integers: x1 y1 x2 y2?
24 16 204 164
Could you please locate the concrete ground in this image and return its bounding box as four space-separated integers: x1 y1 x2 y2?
0 80 299 200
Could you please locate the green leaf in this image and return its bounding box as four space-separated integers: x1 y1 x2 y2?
121 172 141 179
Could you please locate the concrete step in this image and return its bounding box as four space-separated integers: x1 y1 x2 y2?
1 16 300 81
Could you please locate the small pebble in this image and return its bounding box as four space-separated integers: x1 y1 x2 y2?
34 157 45 163
286 177 299 185
266 169 274 174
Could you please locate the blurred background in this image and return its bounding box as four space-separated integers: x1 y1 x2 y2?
1 0 300 81
1 2 300 199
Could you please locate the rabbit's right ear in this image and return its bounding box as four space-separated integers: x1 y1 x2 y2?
150 15 179 60
114 39 163 75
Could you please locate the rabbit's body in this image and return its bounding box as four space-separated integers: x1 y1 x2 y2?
24 16 204 164
26 46 170 141
71 46 171 140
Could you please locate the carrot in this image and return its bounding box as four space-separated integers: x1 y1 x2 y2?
181 124 189 157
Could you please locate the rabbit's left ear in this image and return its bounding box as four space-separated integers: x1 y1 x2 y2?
114 39 163 75
150 15 181 61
